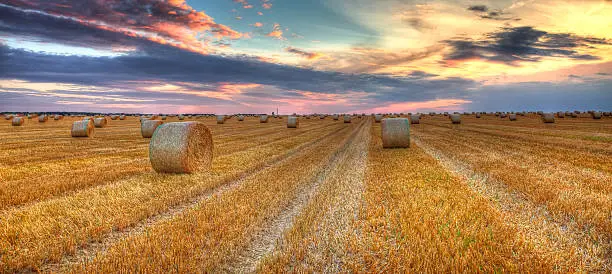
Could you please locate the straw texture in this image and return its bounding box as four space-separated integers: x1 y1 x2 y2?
149 122 213 174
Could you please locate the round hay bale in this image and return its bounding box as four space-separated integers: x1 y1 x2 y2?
343 115 351 123
237 115 245 121
4 114 14 120
149 122 213 174
54 115 63 120
557 112 565 118
475 113 481 118
542 113 555 123
161 116 167 120
592 112 602 119
38 115 48 123
319 115 325 120
141 119 163 138
332 114 339 120
71 120 94 137
410 115 420 124
12 117 24 126
450 114 461 124
94 117 108 128
260 115 269 123
120 115 126 120
374 114 383 123
500 113 507 118
381 118 410 148
110 115 119 120
509 114 517 121
178 115 185 120
216 115 225 124
287 116 299 128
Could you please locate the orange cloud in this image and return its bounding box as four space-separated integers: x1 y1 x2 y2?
285 47 324 60
262 0 272 9
254 22 263 27
266 23 283 39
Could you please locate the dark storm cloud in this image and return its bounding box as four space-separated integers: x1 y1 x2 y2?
467 5 488 12
0 4 149 50
444 26 610 64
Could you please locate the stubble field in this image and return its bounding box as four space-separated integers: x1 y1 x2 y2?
0 113 610 273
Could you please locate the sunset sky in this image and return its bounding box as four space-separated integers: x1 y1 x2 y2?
1 0 611 114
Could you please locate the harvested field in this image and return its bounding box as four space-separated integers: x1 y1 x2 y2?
0 114 609 272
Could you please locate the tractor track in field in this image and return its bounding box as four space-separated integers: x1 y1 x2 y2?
413 137 611 273
39 122 352 273
222 119 371 273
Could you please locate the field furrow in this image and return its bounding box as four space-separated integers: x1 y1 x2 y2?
68 120 366 273
0 121 349 272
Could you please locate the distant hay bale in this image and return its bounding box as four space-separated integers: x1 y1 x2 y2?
12 117 24 126
119 115 126 120
38 115 48 123
287 116 299 128
343 115 351 123
509 114 517 121
332 114 339 120
260 115 269 123
381 118 410 148
450 114 461 124
571 112 578 118
71 120 94 137
499 113 507 118
216 115 225 124
557 112 565 118
237 115 245 121
54 115 63 120
4 114 13 120
94 117 108 128
178 115 185 120
161 116 167 120
141 119 163 138
111 115 119 120
410 115 420 124
542 113 555 123
374 114 383 123
592 112 602 119
320 115 326 119
149 122 213 174
475 113 481 118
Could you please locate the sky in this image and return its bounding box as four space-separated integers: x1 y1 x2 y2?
0 0 611 114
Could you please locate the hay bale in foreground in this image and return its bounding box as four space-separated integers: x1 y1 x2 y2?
592 112 602 119
344 115 351 123
509 114 517 121
141 120 163 138
149 122 213 174
410 115 420 124
216 115 225 124
287 116 299 128
237 115 245 121
94 117 108 128
542 113 555 123
450 114 461 124
382 118 410 148
71 120 94 137
374 114 383 123
260 115 269 123
12 117 24 126
38 115 48 123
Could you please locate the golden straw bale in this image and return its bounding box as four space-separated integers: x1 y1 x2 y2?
149 122 213 174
